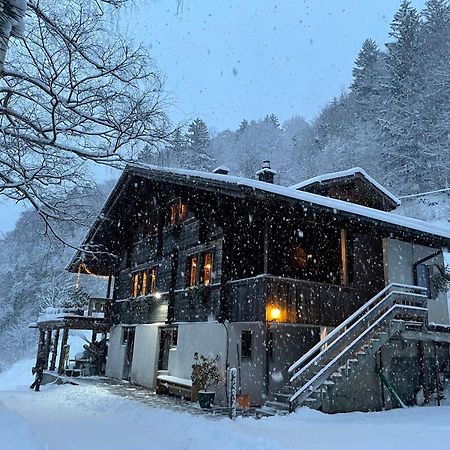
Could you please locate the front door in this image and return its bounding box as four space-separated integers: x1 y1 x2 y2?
122 327 135 380
158 327 177 371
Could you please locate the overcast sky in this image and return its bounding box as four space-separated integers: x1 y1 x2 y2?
0 0 427 234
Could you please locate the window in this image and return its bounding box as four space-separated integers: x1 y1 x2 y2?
167 199 188 226
131 267 158 297
148 267 157 294
241 330 252 358
186 251 213 287
188 255 198 287
203 252 213 286
132 272 140 297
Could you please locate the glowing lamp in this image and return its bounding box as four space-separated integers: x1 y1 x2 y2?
154 292 162 299
268 307 282 321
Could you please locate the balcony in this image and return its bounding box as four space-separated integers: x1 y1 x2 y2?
34 297 112 331
227 275 356 327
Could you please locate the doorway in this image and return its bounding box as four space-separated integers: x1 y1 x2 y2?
122 326 135 380
158 327 178 371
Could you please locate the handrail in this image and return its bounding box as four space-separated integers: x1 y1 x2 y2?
289 289 424 383
289 303 426 405
288 283 427 374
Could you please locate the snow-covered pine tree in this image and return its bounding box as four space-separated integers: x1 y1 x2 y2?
419 0 450 188
382 1 425 192
184 118 215 171
351 39 385 104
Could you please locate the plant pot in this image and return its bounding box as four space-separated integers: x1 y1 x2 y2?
198 391 215 409
237 394 250 409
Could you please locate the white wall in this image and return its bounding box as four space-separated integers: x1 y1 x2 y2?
383 238 449 324
168 322 227 379
105 325 126 379
166 321 268 406
130 324 161 389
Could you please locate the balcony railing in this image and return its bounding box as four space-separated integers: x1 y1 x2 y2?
227 274 356 326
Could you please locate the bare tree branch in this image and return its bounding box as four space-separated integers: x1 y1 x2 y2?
0 0 171 247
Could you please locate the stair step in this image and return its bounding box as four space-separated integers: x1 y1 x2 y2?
331 372 343 378
323 380 335 386
274 392 291 402
356 351 366 356
348 358 358 363
304 396 318 402
265 400 290 411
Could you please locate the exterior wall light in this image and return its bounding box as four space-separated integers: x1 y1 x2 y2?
154 292 162 299
268 306 282 322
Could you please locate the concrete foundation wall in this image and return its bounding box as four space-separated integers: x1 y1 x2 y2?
383 238 449 324
130 323 161 389
267 323 321 398
322 338 450 413
226 322 267 406
105 325 126 379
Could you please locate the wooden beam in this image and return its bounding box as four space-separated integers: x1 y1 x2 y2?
35 329 45 368
49 329 60 372
106 275 113 299
58 328 69 375
44 329 52 370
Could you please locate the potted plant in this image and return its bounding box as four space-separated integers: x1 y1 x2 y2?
191 352 221 408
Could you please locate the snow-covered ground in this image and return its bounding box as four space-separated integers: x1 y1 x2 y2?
1 359 450 450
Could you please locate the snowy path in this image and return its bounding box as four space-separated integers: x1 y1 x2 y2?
1 360 450 450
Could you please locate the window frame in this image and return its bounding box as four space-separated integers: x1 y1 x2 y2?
131 266 159 298
241 330 252 359
185 249 214 288
166 198 188 227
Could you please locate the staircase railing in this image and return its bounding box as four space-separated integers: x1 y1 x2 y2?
287 283 428 407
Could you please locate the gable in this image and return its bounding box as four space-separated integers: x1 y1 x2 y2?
290 168 401 212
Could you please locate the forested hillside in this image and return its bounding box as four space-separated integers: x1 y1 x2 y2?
0 183 113 371
152 0 450 197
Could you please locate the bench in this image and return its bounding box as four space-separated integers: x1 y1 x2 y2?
156 374 193 400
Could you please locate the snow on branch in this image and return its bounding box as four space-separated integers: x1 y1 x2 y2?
0 0 171 243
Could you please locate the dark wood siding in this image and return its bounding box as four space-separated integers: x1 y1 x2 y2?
228 275 356 327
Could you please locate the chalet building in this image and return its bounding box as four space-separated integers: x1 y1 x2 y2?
36 163 450 413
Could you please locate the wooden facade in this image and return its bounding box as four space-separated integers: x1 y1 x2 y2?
68 165 449 331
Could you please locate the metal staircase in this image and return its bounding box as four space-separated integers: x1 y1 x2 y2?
265 283 428 414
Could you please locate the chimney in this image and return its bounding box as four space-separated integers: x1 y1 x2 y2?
256 160 277 183
213 166 230 175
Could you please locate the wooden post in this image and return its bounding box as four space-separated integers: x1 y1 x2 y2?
49 329 60 371
58 328 69 375
44 329 52 369
35 329 45 367
106 274 113 299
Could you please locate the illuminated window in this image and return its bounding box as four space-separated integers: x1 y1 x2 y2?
148 267 157 294
186 251 213 288
167 199 188 226
132 273 140 297
131 267 158 297
142 271 148 296
188 256 198 287
203 252 213 286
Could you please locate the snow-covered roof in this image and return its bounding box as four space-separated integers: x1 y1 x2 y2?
125 163 450 241
289 167 401 207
